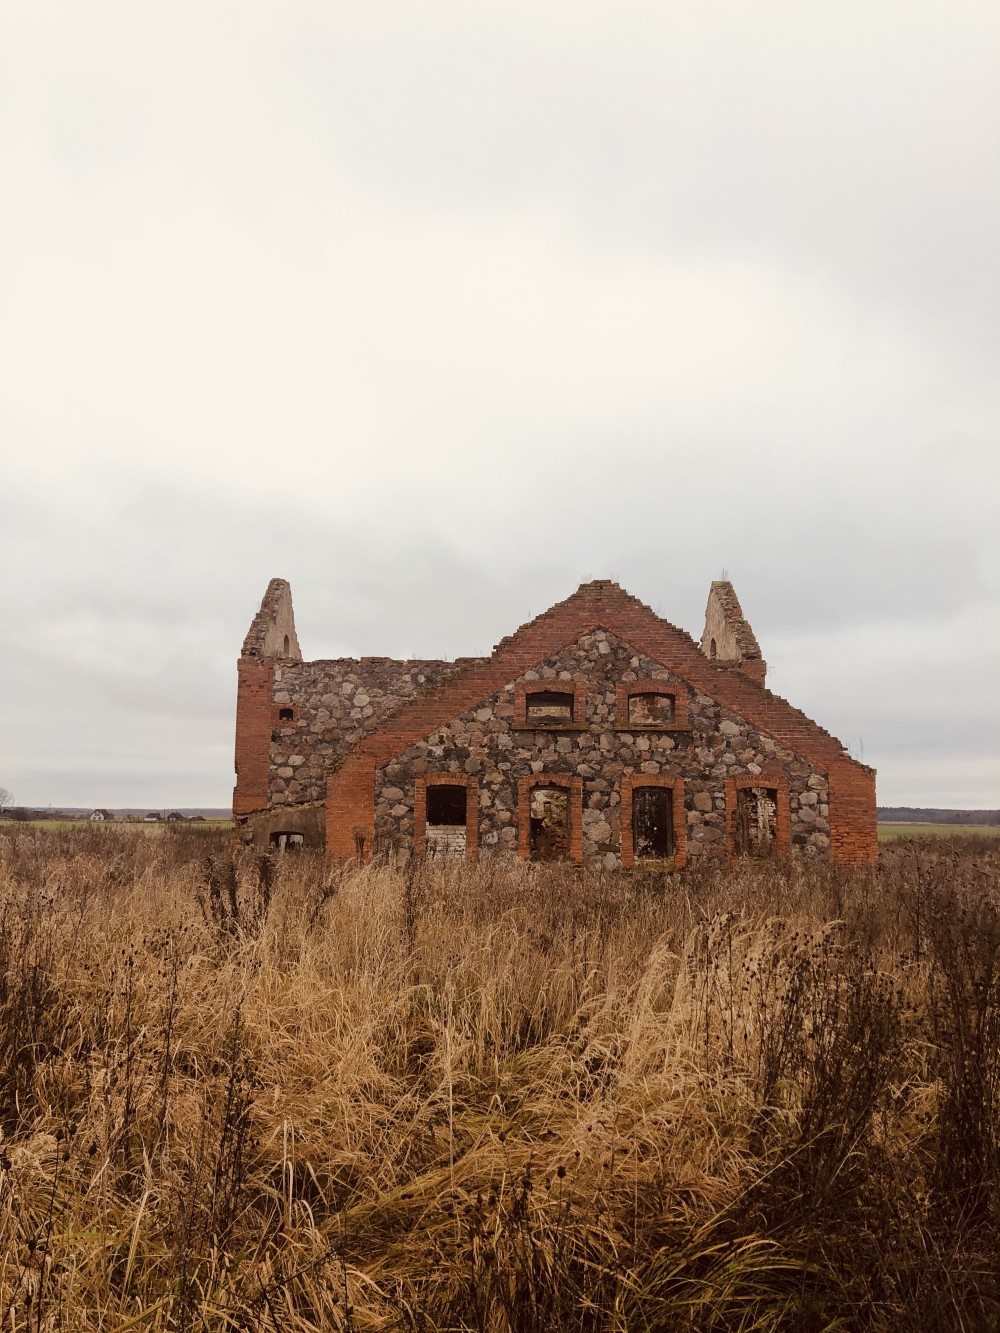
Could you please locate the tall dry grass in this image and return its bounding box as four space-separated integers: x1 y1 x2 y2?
1 824 999 1330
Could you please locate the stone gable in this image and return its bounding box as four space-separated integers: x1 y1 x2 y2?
372 628 829 867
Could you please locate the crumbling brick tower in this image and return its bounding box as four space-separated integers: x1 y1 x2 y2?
234 577 877 866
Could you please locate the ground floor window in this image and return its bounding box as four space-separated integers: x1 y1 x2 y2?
415 776 479 860
528 786 571 860
517 776 583 863
725 776 791 860
425 783 469 857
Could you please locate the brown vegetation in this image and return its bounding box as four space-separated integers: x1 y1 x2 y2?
0 826 999 1329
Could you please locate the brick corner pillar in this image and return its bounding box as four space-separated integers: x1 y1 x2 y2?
327 757 377 861
233 657 274 818
828 760 878 866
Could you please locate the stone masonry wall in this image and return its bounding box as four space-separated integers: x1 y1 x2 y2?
268 658 479 808
372 628 829 867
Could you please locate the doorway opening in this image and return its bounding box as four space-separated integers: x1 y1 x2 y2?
632 786 674 860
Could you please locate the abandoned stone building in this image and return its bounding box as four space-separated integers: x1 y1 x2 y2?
233 578 877 867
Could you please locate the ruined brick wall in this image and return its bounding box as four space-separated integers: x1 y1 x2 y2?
233 659 274 816
370 629 829 868
267 657 474 808
700 580 766 685
242 578 302 660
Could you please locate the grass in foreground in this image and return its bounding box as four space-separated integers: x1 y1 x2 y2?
1 826 999 1330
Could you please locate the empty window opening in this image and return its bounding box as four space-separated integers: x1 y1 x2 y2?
278 707 294 722
526 690 574 725
529 786 570 861
427 785 466 824
282 634 290 656
735 787 778 858
710 638 717 659
628 692 675 727
633 787 674 859
269 831 304 853
425 784 468 857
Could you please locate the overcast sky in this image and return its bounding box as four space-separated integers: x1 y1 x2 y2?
2 1 998 810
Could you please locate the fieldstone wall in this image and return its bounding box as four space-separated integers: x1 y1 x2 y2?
268 658 477 807
372 628 829 867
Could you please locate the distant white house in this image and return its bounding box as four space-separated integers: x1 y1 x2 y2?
143 812 161 823
89 809 114 822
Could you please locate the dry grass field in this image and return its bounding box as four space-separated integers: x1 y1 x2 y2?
1 826 1000 1330
878 823 1000 841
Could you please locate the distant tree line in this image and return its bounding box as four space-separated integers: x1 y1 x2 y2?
878 807 1000 826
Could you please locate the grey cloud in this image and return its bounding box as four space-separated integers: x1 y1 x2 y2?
1 2 997 808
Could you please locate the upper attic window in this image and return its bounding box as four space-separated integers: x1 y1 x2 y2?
527 690 574 725
628 692 675 727
515 681 587 729
616 681 688 730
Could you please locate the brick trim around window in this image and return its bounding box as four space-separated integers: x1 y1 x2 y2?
414 774 479 860
514 681 588 730
620 775 687 870
614 681 689 731
724 772 791 861
517 773 584 862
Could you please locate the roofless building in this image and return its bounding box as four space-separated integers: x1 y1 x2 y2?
234 578 876 866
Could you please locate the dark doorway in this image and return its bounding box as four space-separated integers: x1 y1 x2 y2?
734 787 778 857
529 786 570 860
425 784 468 857
632 787 673 859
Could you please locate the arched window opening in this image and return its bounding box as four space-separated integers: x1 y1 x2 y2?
710 638 717 659
278 706 293 722
282 634 290 656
